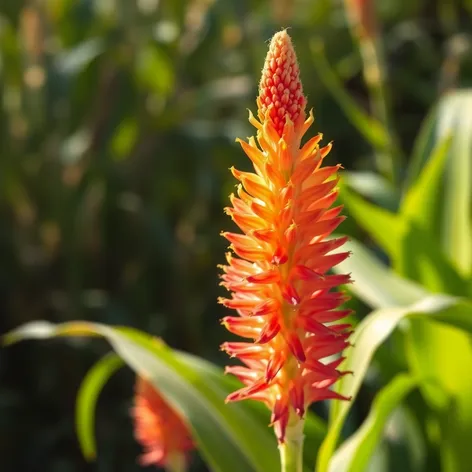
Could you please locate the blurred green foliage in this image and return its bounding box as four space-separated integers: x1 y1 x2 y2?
2 0 472 471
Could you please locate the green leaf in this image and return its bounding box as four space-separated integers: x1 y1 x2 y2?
405 297 472 411
406 101 440 188
177 348 327 469
407 319 472 471
343 171 399 211
441 92 472 278
397 223 468 295
316 294 472 472
4 322 279 472
401 135 451 235
399 132 468 294
76 353 124 460
328 374 419 472
333 237 427 309
406 90 472 277
341 189 406 263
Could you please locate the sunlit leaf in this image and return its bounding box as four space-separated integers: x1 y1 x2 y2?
4 322 279 472
401 135 451 235
343 171 399 211
329 374 419 472
76 353 124 460
398 223 468 295
340 189 406 263
316 294 472 472
333 237 427 309
406 90 472 277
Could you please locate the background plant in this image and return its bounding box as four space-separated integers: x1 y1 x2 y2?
1 0 472 472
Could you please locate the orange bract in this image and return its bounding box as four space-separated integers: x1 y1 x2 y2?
132 376 193 468
219 30 353 442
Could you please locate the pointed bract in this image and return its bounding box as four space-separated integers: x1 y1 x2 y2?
132 376 193 468
220 30 353 443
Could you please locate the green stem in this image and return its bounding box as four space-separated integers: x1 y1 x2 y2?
279 418 305 472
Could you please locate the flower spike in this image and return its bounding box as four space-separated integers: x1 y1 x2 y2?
220 29 353 446
131 376 193 469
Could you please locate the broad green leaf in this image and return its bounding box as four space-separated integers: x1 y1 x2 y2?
399 121 469 295
316 294 472 472
406 101 439 187
343 171 399 211
178 349 326 470
441 91 472 277
406 90 472 277
407 319 472 472
340 189 406 263
333 237 427 309
329 374 419 472
397 223 468 295
4 322 279 472
76 353 124 460
401 135 451 235
178 349 327 468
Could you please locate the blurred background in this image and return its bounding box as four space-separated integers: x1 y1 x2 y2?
1 0 472 471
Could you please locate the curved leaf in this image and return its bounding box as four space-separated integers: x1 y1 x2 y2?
397 223 468 296
176 349 327 468
406 90 472 277
343 171 399 211
340 189 406 263
316 294 472 472
76 353 124 460
4 322 279 472
328 374 419 472
333 237 427 309
401 135 451 235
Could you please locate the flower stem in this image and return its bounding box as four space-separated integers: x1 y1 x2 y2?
279 418 305 472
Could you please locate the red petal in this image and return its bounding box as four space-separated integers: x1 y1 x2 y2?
272 245 288 265
265 351 286 382
256 316 281 343
226 380 270 402
289 381 305 417
282 284 301 305
292 265 324 280
253 298 279 316
247 270 280 284
285 332 306 362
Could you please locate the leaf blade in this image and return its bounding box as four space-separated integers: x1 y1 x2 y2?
329 374 419 472
4 322 279 472
76 353 124 461
316 294 472 472
333 237 427 309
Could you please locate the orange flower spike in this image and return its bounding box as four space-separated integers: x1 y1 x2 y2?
132 376 194 470
220 29 353 456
